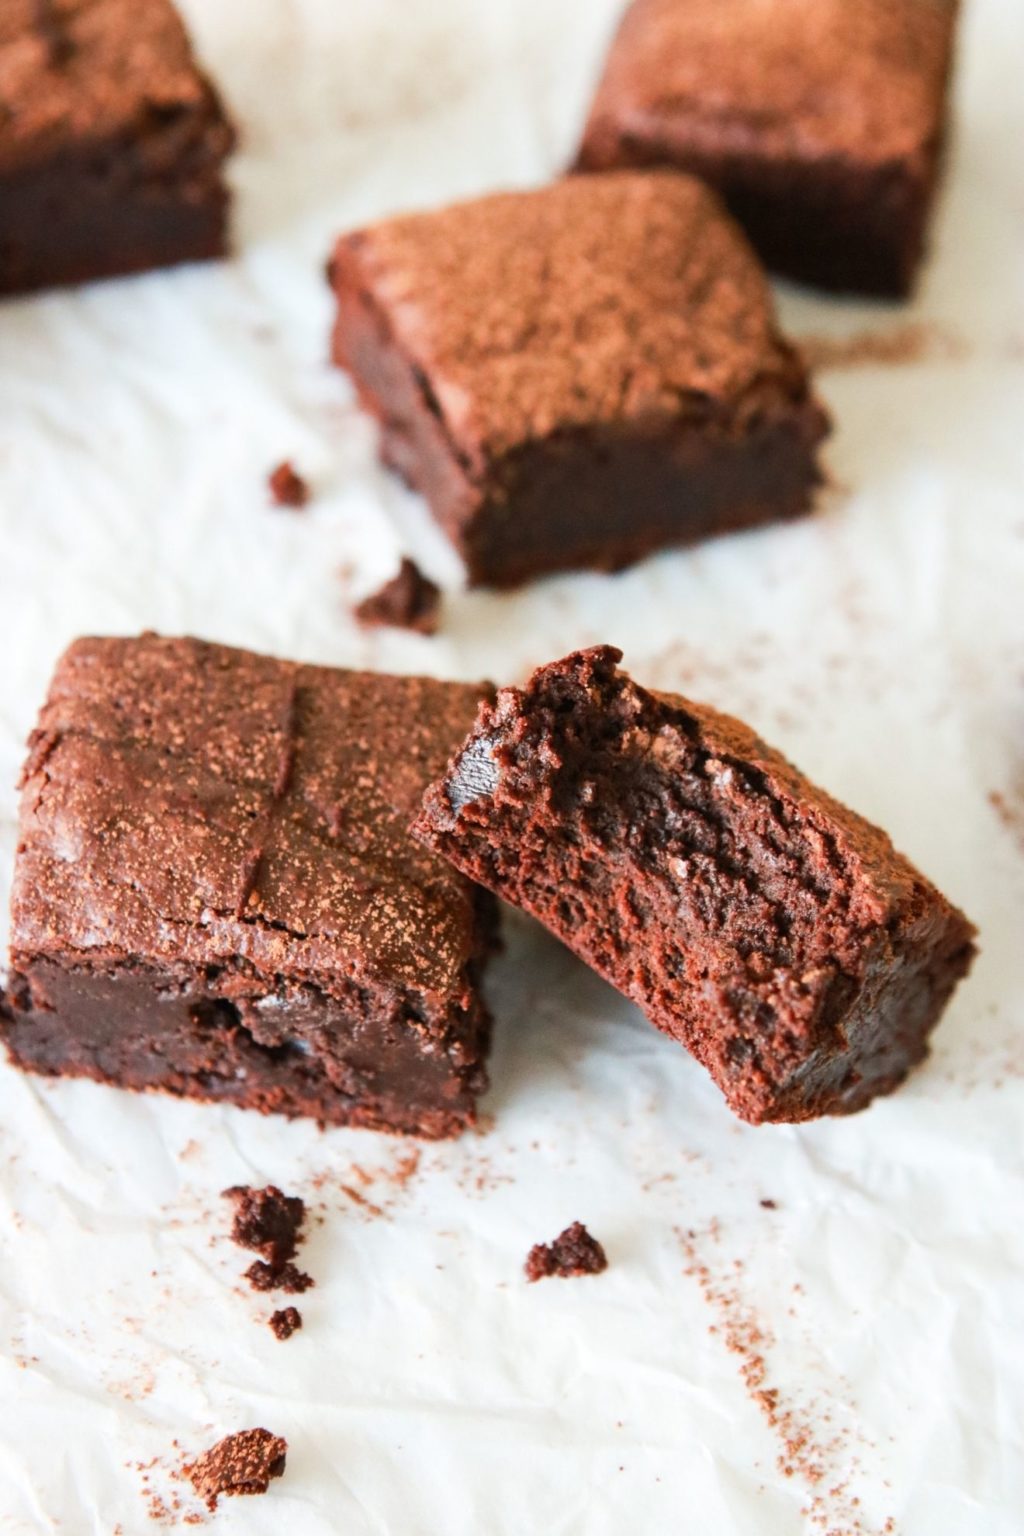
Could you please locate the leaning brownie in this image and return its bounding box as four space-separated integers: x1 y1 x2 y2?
329 172 828 588
414 648 976 1124
0 0 235 296
0 636 495 1138
576 0 959 297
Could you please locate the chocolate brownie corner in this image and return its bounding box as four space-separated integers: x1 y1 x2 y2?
414 646 977 1124
0 0 235 296
575 0 960 298
330 171 828 588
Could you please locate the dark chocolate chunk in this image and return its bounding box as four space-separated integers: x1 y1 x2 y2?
330 172 828 588
185 1428 287 1510
525 1222 609 1282
415 647 977 1124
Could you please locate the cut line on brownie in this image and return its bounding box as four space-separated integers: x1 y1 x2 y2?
0 635 497 1138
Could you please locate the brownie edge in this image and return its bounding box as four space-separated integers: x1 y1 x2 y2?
413 647 977 1124
0 635 497 1138
329 172 829 588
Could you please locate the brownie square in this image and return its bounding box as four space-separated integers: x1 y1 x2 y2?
414 647 977 1125
329 171 829 588
0 636 496 1138
576 0 959 298
0 0 235 296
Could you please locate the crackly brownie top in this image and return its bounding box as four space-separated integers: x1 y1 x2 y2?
583 0 958 169
10 635 490 1000
0 0 231 172
332 171 812 466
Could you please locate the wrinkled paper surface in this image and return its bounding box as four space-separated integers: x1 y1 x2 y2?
1 1 1023 1531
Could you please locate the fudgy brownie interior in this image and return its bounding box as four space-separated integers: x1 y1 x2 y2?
416 647 976 1123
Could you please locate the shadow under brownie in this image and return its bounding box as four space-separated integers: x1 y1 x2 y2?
329 170 829 588
0 635 496 1138
415 647 977 1124
0 0 235 296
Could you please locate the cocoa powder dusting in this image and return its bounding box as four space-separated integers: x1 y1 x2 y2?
679 1225 894 1535
797 323 966 371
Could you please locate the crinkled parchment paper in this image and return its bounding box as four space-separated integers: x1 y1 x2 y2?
0 1 1022 1531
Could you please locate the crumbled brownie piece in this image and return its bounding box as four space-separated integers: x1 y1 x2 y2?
525 1222 609 1282
269 1306 302 1340
330 172 828 588
0 635 496 1139
268 460 309 508
576 0 960 297
355 558 441 635
415 646 978 1124
245 1259 314 1294
223 1185 305 1272
0 0 235 296
185 1428 287 1511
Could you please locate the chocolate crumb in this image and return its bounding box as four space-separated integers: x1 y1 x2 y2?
269 1306 302 1341
268 460 309 508
184 1428 286 1511
246 1259 314 1294
223 1185 305 1271
354 558 441 635
525 1221 608 1282
760 1198 778 1210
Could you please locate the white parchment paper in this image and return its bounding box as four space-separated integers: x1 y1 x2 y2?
1 2 1022 1532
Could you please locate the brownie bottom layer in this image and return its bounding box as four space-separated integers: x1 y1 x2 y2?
449 413 827 589
0 961 489 1139
0 168 229 296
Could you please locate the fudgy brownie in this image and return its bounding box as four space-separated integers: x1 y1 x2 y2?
329 172 829 588
0 635 496 1138
0 0 235 296
576 0 959 297
414 648 977 1124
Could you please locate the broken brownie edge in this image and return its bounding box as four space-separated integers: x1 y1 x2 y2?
413 646 977 1125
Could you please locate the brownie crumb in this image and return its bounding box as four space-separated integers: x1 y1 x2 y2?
246 1259 314 1294
269 1306 302 1341
355 558 441 635
525 1221 608 1282
268 460 309 508
223 1185 305 1271
760 1198 778 1210
184 1428 287 1511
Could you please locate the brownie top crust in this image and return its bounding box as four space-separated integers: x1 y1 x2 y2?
10 635 490 1002
581 0 958 170
330 171 815 467
0 0 233 173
